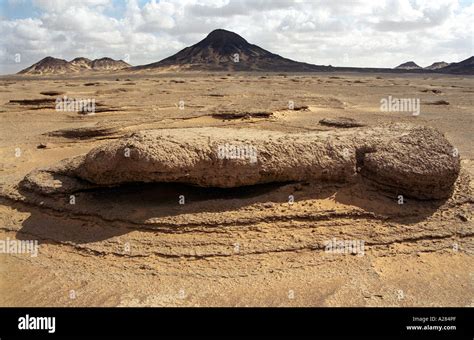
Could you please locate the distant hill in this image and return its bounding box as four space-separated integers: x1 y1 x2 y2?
438 56 474 75
18 56 130 75
91 57 130 71
425 61 450 70
70 57 93 70
394 61 422 70
133 29 329 72
18 57 77 75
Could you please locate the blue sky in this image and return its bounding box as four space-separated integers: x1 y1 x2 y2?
0 0 154 19
1 0 471 20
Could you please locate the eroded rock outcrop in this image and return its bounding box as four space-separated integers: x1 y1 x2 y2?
20 124 460 199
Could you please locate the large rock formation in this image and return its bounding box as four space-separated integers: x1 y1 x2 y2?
21 124 460 200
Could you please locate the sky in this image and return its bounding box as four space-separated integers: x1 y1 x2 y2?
0 0 472 74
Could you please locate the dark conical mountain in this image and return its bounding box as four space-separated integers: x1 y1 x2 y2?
134 29 328 72
438 56 474 75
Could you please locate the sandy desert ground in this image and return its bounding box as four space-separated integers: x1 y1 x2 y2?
0 71 472 306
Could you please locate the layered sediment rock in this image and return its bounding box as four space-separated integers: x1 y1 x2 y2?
20 124 460 199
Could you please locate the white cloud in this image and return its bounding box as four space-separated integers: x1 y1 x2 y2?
31 0 111 12
140 0 176 30
0 0 472 74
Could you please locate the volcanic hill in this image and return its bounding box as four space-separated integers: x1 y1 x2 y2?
133 29 329 72
439 56 474 75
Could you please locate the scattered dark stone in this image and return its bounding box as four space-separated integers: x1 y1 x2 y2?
95 88 129 95
212 110 272 120
8 98 56 107
47 125 121 139
319 117 365 128
40 91 65 96
426 100 449 105
421 89 442 94
291 105 309 111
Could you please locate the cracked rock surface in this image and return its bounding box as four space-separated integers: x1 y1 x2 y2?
21 124 460 200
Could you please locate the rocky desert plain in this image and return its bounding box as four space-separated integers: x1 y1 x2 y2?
0 30 473 307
